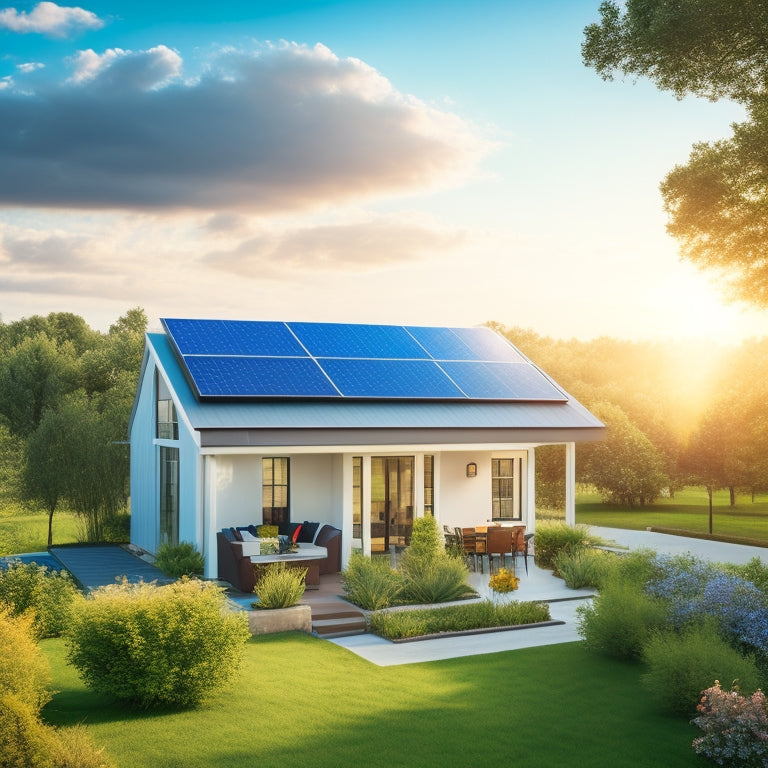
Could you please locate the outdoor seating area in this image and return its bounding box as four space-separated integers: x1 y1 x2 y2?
446 525 532 575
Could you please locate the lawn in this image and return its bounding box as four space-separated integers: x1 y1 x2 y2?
41 633 701 768
576 486 768 543
0 507 81 556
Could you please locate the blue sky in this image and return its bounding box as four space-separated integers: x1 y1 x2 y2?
2 0 766 341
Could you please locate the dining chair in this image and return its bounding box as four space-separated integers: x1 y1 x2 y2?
511 526 530 574
485 526 514 574
461 527 485 572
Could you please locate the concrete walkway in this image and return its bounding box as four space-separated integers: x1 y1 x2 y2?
330 527 768 666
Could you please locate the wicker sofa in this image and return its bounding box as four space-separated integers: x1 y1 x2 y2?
216 523 342 593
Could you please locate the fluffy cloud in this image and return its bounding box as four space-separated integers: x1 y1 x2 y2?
1 230 95 271
0 42 488 212
0 2 103 37
204 217 466 275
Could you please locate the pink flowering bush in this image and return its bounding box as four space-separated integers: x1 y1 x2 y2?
692 681 768 767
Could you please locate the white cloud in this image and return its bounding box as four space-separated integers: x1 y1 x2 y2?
68 45 182 88
17 62 45 73
0 42 489 212
0 76 12 89
0 2 103 38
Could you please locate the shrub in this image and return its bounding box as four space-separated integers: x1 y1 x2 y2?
642 621 764 716
692 681 768 767
596 548 660 590
52 725 115 768
341 553 402 610
252 562 306 609
0 607 51 712
0 561 78 637
399 557 476 605
66 578 250 708
369 600 551 640
553 547 609 589
402 515 444 562
577 581 668 660
154 541 204 577
0 693 57 768
726 557 768 597
533 521 600 570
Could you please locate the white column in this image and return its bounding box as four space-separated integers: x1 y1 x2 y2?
414 453 425 518
362 455 372 557
565 442 576 526
203 455 218 579
526 448 536 533
340 454 354 570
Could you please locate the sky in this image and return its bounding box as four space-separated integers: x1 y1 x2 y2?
1 0 767 343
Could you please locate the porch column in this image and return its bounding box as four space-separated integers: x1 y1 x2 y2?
565 442 576 526
203 455 218 579
340 454 354 570
362 455 372 557
526 448 536 533
414 453 425 518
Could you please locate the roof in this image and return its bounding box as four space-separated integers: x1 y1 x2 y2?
135 327 605 448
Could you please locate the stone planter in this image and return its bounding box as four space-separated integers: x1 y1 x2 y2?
247 604 312 636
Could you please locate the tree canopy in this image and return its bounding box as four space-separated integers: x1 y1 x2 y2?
583 1 768 307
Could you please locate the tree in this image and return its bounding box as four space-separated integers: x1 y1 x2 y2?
0 334 78 437
583 1 768 307
23 410 71 548
578 401 669 507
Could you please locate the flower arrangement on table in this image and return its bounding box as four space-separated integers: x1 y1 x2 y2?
489 568 520 600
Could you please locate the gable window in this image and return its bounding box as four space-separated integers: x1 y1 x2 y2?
262 457 289 525
491 458 519 521
156 371 178 440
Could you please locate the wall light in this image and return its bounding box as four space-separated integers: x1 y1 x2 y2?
466 462 477 478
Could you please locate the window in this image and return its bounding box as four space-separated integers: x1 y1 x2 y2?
156 371 178 440
352 456 362 539
159 446 179 546
424 455 434 516
262 457 289 525
491 458 519 521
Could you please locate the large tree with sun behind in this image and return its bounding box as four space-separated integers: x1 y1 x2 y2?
583 0 768 307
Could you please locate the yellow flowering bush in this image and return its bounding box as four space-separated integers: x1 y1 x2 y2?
489 568 520 594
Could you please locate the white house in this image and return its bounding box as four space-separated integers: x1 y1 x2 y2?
128 319 604 578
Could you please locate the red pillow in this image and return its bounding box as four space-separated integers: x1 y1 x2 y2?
291 524 303 543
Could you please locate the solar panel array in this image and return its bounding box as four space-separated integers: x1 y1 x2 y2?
161 319 568 402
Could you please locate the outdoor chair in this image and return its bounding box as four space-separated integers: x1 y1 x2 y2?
461 527 486 573
511 525 530 575
485 526 514 574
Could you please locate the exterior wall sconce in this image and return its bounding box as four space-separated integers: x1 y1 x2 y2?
466 462 477 478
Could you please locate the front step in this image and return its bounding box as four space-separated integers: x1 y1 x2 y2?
307 600 367 637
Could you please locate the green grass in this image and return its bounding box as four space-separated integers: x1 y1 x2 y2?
576 487 768 543
0 507 81 555
41 634 701 768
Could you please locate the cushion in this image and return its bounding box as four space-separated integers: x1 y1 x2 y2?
297 521 319 543
277 521 301 539
291 524 303 543
230 527 243 542
247 525 259 537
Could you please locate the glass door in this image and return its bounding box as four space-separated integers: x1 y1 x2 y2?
370 456 414 553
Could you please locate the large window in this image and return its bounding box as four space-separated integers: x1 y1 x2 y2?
352 456 362 539
262 457 289 525
424 455 434 516
156 372 178 440
159 446 179 546
491 458 520 521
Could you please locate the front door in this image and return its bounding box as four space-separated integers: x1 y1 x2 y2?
370 456 414 553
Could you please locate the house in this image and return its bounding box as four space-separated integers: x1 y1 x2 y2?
128 319 604 578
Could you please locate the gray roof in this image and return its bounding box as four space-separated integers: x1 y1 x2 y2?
142 331 604 448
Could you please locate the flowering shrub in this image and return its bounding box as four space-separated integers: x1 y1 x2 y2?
692 681 768 767
646 553 717 623
488 568 520 594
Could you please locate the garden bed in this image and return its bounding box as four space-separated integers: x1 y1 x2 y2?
387 619 565 643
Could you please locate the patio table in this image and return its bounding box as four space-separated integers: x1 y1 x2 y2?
240 543 328 589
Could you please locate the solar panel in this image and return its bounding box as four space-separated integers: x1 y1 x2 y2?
319 359 465 399
163 319 306 357
441 361 566 401
183 356 339 398
161 318 568 402
447 327 525 363
288 322 428 359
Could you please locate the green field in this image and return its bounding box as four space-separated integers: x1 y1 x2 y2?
575 486 768 543
42 633 700 768
0 507 81 556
